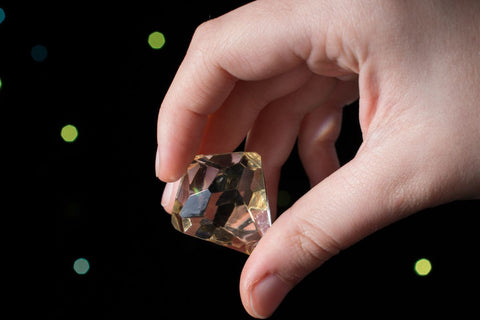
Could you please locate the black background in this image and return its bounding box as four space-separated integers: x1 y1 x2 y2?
2 1 478 318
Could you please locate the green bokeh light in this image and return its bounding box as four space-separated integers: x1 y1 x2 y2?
148 31 166 49
414 258 432 276
61 124 78 142
73 258 90 275
0 77 2 91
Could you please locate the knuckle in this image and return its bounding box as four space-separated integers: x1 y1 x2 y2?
189 19 225 75
191 19 219 49
291 213 341 269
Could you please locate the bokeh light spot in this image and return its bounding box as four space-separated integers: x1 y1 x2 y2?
414 258 432 276
0 77 2 91
61 124 78 142
0 8 5 24
148 31 166 49
31 44 48 62
73 258 90 275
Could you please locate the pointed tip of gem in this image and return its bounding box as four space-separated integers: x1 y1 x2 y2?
168 152 272 254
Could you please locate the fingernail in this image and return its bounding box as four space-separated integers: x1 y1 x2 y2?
161 182 174 211
250 274 290 318
155 147 161 178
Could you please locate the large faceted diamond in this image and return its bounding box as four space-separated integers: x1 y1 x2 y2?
170 152 271 254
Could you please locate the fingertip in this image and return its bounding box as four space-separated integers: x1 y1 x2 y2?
241 256 291 318
155 166 184 183
155 143 191 182
155 147 162 179
249 273 290 318
161 179 181 214
156 170 184 184
240 231 293 318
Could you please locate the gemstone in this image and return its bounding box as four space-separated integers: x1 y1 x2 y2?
168 152 271 254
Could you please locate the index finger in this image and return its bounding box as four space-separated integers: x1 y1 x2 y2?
156 47 236 182
155 0 353 182
155 1 312 182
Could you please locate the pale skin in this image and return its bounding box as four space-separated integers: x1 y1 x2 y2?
156 0 480 318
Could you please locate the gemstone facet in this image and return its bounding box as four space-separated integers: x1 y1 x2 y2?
169 152 271 254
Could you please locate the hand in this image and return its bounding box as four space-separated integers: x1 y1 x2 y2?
156 0 480 317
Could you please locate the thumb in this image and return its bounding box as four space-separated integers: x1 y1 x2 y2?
240 147 428 318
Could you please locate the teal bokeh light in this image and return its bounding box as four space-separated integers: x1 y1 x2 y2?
73 258 90 275
31 44 48 62
0 8 5 25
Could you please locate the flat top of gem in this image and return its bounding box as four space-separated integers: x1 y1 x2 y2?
167 152 271 254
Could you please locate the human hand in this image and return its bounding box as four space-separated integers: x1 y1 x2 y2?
156 0 480 318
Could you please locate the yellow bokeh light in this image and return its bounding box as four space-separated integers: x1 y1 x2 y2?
414 258 432 276
148 31 166 49
61 124 78 143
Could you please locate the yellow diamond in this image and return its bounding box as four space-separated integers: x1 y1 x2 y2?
170 152 271 254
